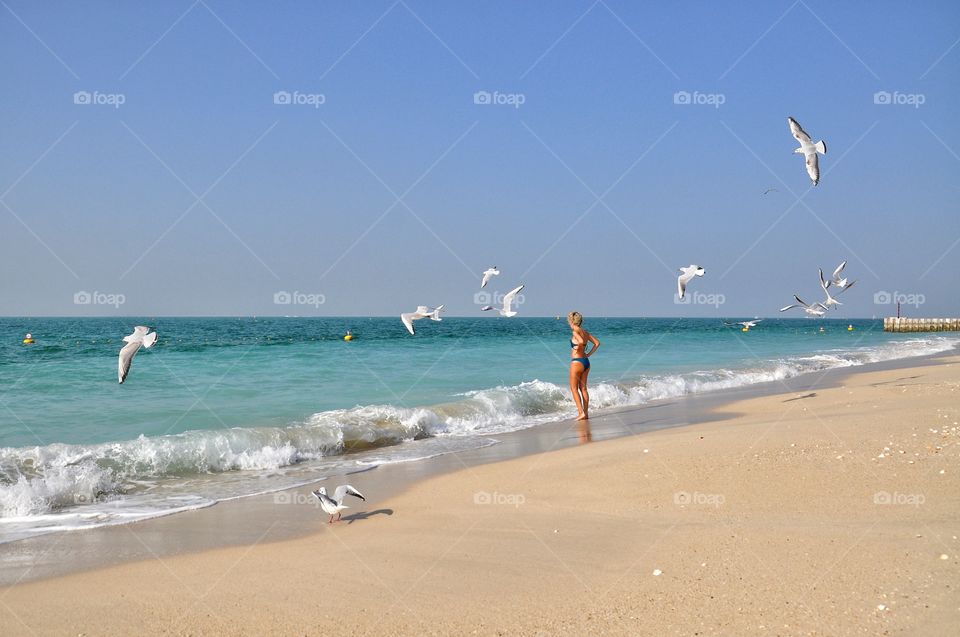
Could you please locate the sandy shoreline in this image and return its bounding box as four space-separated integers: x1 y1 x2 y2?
3 356 959 635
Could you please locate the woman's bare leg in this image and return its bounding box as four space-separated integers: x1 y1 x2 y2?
570 364 586 419
579 367 591 418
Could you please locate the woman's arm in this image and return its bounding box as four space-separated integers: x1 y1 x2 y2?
585 330 601 357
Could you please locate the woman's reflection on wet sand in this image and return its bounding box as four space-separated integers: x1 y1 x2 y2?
578 418 592 444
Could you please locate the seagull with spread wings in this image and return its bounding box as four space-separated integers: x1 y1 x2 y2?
788 117 827 186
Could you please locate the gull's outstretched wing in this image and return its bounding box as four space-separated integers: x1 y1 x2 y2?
832 261 846 281
677 270 692 299
502 284 524 314
481 268 498 288
788 117 812 144
806 152 820 185
400 313 416 335
333 484 365 505
118 340 142 384
838 279 857 293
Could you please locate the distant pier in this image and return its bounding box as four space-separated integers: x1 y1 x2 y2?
884 317 960 332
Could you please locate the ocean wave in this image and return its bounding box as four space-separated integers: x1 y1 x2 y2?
1 335 956 526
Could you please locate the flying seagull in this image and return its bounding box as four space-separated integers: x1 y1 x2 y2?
312 485 365 524
762 188 778 195
788 117 827 186
677 265 705 300
819 269 843 309
118 326 158 384
829 261 856 290
480 266 500 289
725 319 763 329
400 305 444 335
780 295 827 317
481 284 524 317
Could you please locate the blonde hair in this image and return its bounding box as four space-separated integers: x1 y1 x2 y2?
567 311 583 326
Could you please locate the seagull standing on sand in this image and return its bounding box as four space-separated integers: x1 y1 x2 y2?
480 266 500 289
481 284 524 317
400 305 444 335
788 117 827 186
677 265 705 300
780 295 827 317
118 326 158 384
312 485 365 523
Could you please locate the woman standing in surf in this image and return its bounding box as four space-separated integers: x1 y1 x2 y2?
568 311 600 421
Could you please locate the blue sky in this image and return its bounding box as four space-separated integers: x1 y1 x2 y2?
1 1 958 317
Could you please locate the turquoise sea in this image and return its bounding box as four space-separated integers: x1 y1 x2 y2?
1 316 956 542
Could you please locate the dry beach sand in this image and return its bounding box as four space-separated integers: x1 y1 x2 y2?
2 358 959 636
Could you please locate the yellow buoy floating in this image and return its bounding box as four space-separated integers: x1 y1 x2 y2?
847 324 854 331
741 327 749 332
344 331 354 341
23 333 34 344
